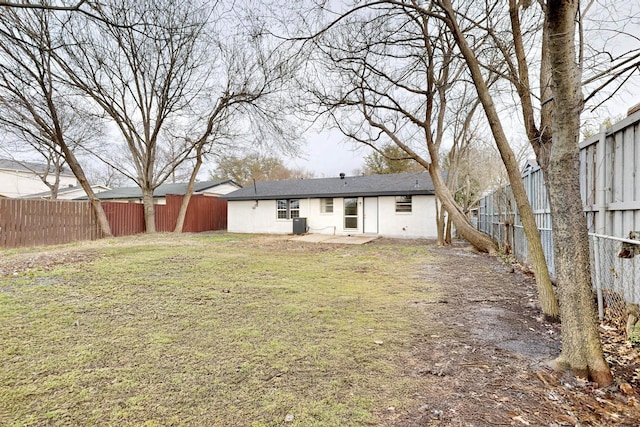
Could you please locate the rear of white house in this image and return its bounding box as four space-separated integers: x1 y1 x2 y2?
221 172 439 239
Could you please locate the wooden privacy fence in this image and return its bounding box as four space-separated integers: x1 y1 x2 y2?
158 194 227 233
104 194 228 236
0 198 99 248
102 202 144 237
0 194 228 248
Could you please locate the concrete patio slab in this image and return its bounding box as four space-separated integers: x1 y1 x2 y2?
290 234 379 245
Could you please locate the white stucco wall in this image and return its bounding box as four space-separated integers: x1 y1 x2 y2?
227 200 298 234
377 195 438 238
0 169 77 198
227 195 438 239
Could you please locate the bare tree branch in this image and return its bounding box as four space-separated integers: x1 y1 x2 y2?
0 0 86 11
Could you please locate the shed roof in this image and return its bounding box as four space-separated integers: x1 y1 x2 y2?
83 180 239 200
221 172 435 201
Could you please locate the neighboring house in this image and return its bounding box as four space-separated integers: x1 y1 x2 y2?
221 172 438 239
0 158 77 198
26 184 111 200
82 180 242 204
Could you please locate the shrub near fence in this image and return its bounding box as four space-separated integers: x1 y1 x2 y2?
0 194 228 247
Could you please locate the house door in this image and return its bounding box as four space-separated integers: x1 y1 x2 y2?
344 197 358 231
363 197 378 234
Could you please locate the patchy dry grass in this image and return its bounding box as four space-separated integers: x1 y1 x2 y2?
0 234 442 426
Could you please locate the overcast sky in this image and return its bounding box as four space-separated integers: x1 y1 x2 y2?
285 128 373 178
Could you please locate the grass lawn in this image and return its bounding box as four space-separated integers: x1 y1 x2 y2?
0 234 443 426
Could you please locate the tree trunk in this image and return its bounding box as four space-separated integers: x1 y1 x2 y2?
174 155 203 233
439 0 559 320
48 166 60 200
142 188 156 233
435 198 445 246
430 163 498 254
545 0 612 387
59 144 112 237
445 214 452 244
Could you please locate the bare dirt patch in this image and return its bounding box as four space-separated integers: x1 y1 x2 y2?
0 246 99 276
385 241 640 426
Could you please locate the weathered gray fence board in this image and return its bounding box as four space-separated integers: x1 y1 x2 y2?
477 110 640 316
580 112 640 236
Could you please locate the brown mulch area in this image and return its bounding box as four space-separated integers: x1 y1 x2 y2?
387 241 640 426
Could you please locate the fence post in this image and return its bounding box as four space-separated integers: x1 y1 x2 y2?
592 235 605 321
596 124 607 234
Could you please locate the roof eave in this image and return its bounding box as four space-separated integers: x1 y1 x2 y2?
222 190 435 201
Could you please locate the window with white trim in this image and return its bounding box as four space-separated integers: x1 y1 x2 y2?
290 199 300 218
320 198 334 213
277 199 288 219
276 199 300 219
395 195 412 213
344 197 358 229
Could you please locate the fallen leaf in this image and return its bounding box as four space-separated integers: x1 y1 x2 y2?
555 414 578 424
620 382 634 396
509 414 530 425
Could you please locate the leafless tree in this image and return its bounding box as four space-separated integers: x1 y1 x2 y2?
0 6 112 235
417 0 558 320
441 98 497 242
578 0 640 112
83 162 130 188
211 152 313 186
0 1 88 11
411 0 638 329
0 0 131 27
52 0 299 233
302 2 500 250
50 0 216 232
425 0 622 385
299 0 639 385
171 24 302 232
430 0 618 386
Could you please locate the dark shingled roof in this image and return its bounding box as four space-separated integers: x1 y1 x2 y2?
0 158 73 175
85 180 238 200
221 172 435 201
